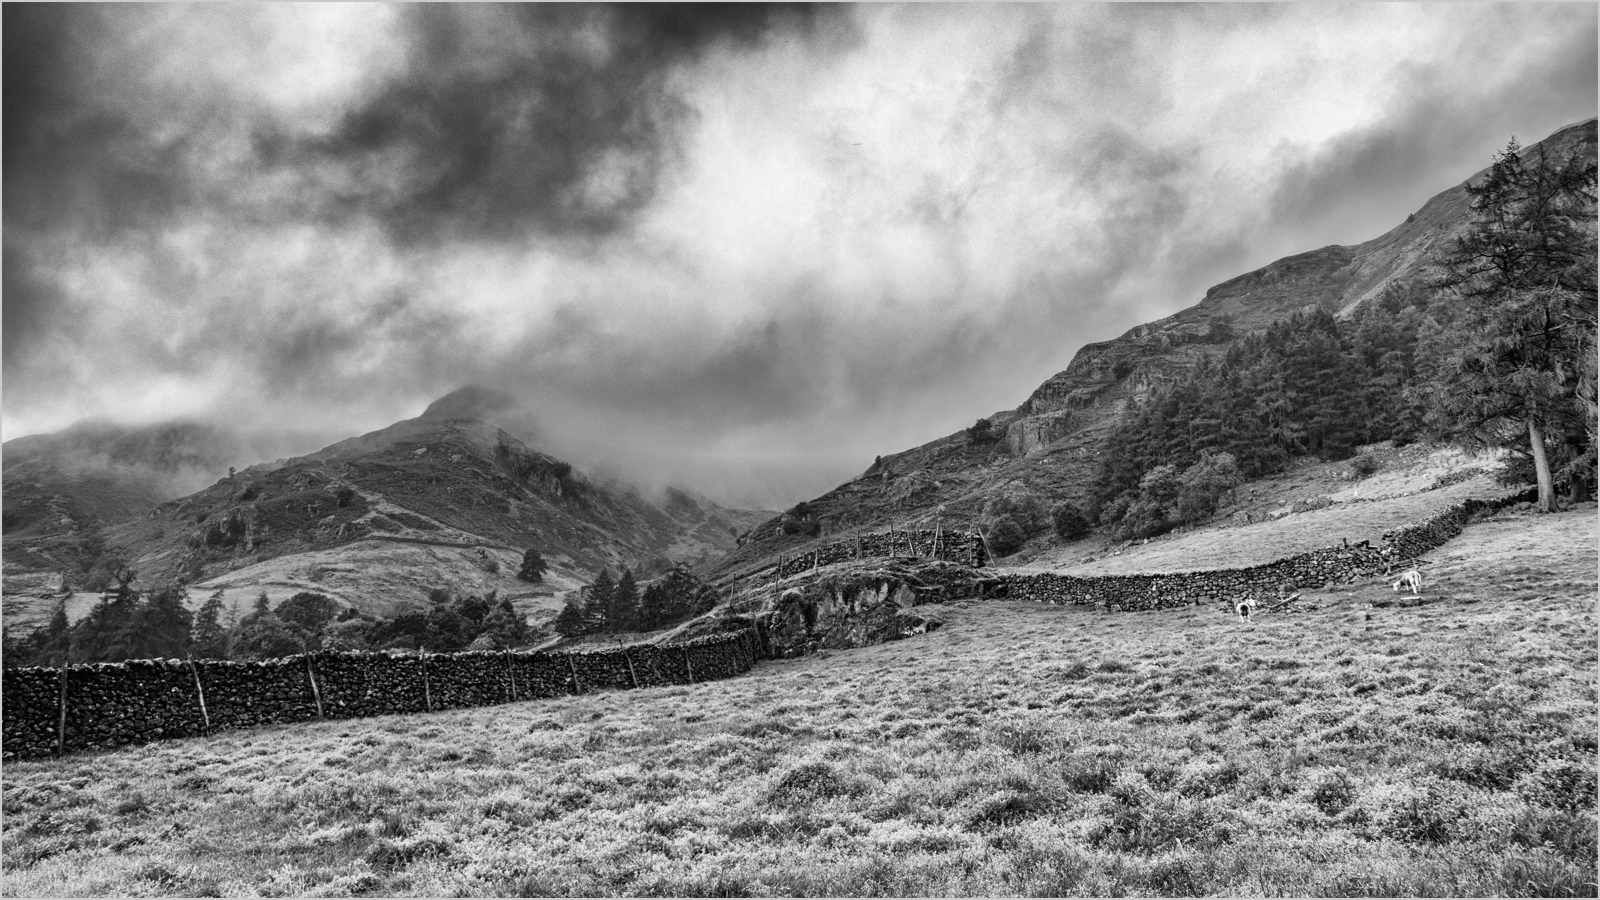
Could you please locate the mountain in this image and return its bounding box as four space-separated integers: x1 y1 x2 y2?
64 401 771 622
2 419 256 577
710 118 1598 581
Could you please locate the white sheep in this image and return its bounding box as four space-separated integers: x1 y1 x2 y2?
1391 569 1423 594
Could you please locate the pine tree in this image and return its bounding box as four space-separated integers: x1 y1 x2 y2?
192 589 229 659
611 568 640 632
583 569 615 634
1430 137 1598 510
553 599 587 637
479 596 529 648
517 548 548 583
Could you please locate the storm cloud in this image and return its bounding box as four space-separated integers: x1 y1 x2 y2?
3 3 1595 508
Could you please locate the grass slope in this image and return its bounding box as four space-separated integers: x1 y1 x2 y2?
3 509 1595 897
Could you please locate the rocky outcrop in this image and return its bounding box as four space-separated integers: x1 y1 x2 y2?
753 560 982 657
1006 411 1078 456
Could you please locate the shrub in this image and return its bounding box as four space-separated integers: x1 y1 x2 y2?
986 515 1028 556
1051 502 1090 540
1351 454 1380 477
967 418 1003 444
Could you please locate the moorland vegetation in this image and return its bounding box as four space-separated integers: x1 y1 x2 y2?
2 509 1593 897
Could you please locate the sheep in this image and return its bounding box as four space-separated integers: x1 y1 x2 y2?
1391 569 1423 595
1236 596 1258 624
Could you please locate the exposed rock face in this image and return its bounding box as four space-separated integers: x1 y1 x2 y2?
1006 411 1077 456
749 560 981 657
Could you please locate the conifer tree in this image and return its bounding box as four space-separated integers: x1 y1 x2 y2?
583 569 615 634
553 599 587 637
192 589 229 659
1430 137 1598 510
612 568 640 632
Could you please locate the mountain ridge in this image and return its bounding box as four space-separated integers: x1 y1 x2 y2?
708 117 1598 581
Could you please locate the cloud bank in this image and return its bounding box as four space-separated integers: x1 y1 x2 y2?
4 3 1595 508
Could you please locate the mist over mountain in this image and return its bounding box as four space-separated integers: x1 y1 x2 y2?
4 5 1594 512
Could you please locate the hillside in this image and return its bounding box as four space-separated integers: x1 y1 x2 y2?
1 420 251 576
72 408 768 623
711 118 1598 581
3 506 1592 897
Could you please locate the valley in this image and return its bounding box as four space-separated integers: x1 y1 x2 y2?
3 506 1593 896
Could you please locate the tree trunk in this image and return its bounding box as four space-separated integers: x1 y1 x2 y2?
1570 471 1592 504
1528 416 1558 513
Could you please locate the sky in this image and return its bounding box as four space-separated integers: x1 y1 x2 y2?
4 3 1596 509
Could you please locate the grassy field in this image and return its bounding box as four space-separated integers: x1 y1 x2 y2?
1019 468 1505 576
3 509 1595 897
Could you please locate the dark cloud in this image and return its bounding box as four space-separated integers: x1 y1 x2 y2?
3 5 193 237
1 243 69 392
266 3 851 245
2 4 1594 509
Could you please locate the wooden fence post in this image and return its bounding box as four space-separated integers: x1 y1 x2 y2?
305 654 325 720
187 658 211 734
567 654 582 694
421 651 433 712
623 648 640 689
56 668 68 758
505 651 517 702
683 646 694 684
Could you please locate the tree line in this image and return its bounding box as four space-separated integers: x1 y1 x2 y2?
2 572 536 668
552 563 718 637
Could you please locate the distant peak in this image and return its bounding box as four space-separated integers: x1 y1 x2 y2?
420 385 519 421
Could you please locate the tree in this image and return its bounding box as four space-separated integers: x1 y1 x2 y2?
1051 502 1090 541
967 418 1002 445
1430 136 1598 511
517 548 548 583
582 569 615 634
553 599 587 637
192 589 230 659
611 569 640 632
234 614 305 660
478 596 529 648
1175 451 1243 525
986 516 1028 556
275 592 339 634
638 565 717 630
127 585 193 660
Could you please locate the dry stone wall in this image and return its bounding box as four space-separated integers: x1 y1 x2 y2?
994 489 1533 611
771 529 987 580
2 630 758 761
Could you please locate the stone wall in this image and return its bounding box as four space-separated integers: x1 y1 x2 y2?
993 489 1533 611
2 630 758 761
771 529 987 580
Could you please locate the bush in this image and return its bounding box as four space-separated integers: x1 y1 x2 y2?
967 418 1003 444
983 493 1047 536
1051 502 1090 540
987 515 1028 556
1351 454 1380 477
